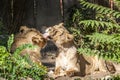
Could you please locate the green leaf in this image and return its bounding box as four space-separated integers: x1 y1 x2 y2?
7 34 14 52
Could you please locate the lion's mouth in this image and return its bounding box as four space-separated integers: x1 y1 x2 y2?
43 33 49 38
43 33 52 40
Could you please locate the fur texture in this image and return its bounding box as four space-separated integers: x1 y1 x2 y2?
78 54 108 76
44 23 80 78
11 26 47 65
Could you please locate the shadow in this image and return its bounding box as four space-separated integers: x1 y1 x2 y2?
40 40 59 58
78 54 91 77
42 62 55 68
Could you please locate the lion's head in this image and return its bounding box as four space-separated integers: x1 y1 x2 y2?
11 26 47 65
44 23 74 45
17 26 46 48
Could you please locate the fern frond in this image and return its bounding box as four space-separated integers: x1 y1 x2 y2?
86 33 120 45
78 47 97 56
13 44 37 56
86 33 120 54
79 20 120 29
0 46 10 65
67 0 120 64
79 0 120 18
7 34 14 52
78 47 120 62
114 0 120 8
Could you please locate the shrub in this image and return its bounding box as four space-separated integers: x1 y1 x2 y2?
0 34 47 80
67 0 120 63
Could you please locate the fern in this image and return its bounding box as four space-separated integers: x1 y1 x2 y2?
80 0 120 18
79 20 120 29
7 34 14 52
13 44 37 56
114 0 120 8
86 33 120 61
66 0 120 63
78 48 120 62
0 46 10 65
86 33 120 45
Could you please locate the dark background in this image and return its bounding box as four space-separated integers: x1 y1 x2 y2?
0 0 77 34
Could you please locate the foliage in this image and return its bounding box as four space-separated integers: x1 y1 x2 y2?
80 0 120 18
114 0 120 8
0 34 47 80
66 0 120 62
7 34 14 52
112 75 120 80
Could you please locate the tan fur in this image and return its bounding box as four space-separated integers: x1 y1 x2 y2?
45 23 74 45
78 54 108 76
45 23 80 78
80 55 117 76
11 26 46 65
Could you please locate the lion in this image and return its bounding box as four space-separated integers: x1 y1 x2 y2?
11 26 47 65
43 23 116 78
43 23 80 78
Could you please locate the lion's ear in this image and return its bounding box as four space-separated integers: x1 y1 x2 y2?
32 36 46 48
19 26 29 34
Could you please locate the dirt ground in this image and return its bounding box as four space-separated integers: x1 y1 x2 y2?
41 56 120 80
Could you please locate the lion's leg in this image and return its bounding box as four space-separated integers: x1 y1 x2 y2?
65 58 80 76
54 56 66 77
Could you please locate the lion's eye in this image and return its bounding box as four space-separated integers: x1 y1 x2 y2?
20 29 24 33
45 28 51 32
49 28 52 31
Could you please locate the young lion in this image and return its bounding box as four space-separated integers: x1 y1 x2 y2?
11 26 47 65
44 23 80 78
